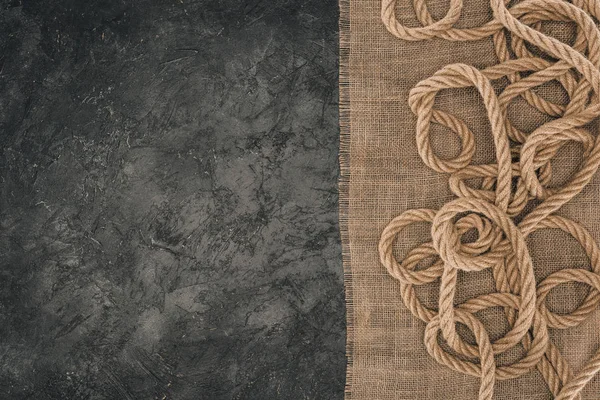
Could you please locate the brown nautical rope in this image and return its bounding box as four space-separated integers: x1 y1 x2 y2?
379 0 600 398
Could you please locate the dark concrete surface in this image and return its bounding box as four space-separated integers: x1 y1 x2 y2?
0 1 343 399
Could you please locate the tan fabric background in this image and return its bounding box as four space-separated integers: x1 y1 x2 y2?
340 0 600 398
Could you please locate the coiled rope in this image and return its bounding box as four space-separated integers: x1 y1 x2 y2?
378 0 600 398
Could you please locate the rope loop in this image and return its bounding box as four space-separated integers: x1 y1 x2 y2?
380 0 600 397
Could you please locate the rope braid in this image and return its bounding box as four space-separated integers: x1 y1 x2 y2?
379 0 600 398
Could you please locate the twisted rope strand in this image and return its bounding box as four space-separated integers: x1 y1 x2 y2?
379 0 600 398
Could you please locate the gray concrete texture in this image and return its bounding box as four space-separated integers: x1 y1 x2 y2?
0 0 344 398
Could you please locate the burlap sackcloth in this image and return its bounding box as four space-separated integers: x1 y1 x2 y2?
340 0 600 398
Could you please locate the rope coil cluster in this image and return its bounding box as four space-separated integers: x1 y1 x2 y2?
379 0 600 398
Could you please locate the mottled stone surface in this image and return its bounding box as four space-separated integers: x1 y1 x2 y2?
0 1 343 398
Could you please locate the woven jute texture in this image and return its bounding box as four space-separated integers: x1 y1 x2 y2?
340 0 600 398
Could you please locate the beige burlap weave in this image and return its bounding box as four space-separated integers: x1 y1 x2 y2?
340 0 600 398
